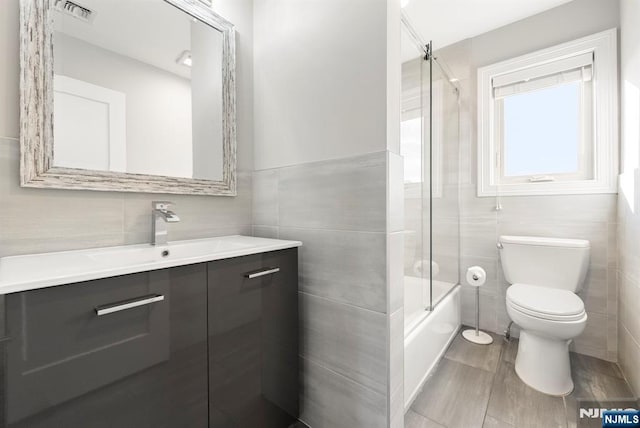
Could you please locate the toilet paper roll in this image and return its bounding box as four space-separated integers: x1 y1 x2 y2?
466 266 486 287
413 260 440 277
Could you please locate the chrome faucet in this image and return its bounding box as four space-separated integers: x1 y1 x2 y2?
151 201 180 245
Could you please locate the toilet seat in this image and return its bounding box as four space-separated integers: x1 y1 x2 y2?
506 283 586 322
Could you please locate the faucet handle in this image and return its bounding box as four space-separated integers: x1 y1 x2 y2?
152 201 174 211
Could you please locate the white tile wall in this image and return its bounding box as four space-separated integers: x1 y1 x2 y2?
387 231 405 314
618 173 640 394
253 151 393 427
387 151 405 428
277 153 386 232
456 184 620 361
300 357 386 428
0 138 253 257
300 292 387 394
279 227 387 312
619 0 640 397
389 307 404 428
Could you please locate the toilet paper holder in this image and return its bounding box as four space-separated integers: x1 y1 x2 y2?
462 266 493 345
465 265 486 287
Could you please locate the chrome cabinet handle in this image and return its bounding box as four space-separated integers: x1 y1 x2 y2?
244 267 280 279
95 294 165 316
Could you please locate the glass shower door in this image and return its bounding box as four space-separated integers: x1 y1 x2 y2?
400 28 428 332
423 43 461 311
401 36 460 330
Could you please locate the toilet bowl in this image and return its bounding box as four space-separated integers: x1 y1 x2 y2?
498 236 590 396
506 283 587 395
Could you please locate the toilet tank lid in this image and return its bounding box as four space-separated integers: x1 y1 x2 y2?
499 235 590 248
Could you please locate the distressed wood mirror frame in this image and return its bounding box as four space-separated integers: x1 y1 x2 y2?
19 0 237 196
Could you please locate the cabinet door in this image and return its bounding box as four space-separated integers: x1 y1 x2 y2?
6 264 209 428
260 249 299 419
208 248 299 428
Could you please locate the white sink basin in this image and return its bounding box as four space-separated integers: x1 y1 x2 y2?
0 235 302 294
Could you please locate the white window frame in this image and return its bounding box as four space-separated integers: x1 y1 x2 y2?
477 28 618 197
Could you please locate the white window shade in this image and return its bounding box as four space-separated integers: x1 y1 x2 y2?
492 52 593 98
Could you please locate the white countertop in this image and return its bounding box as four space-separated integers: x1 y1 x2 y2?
0 235 302 295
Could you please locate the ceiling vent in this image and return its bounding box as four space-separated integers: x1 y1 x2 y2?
53 0 95 23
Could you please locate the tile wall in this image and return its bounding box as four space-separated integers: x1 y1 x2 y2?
252 150 404 427
618 0 640 398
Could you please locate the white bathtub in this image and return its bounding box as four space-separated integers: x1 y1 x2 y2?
404 276 457 335
404 281 460 410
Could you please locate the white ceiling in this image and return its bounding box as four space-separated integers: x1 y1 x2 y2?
401 0 575 62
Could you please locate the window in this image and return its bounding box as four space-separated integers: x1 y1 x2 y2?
502 82 583 178
477 29 618 196
400 80 444 198
401 117 422 184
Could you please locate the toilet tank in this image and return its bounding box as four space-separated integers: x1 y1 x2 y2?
498 235 590 292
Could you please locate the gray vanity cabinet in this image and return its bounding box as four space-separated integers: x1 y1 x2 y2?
6 263 209 428
3 248 298 428
208 248 299 427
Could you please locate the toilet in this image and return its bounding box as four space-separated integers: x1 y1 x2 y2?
499 235 590 396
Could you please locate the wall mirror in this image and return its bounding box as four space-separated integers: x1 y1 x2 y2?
20 0 236 195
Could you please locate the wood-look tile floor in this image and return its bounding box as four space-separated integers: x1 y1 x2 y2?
407 330 638 428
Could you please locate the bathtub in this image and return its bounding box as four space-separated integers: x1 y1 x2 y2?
404 277 460 410
404 276 457 335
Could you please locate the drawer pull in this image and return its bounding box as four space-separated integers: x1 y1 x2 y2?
95 294 165 316
245 267 280 279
